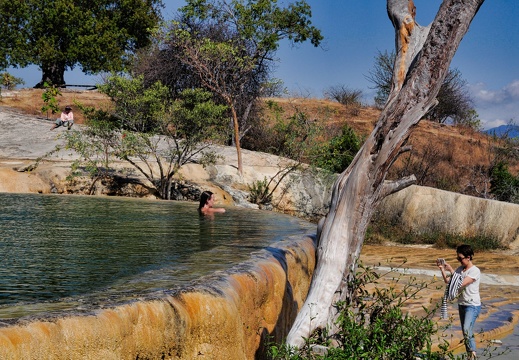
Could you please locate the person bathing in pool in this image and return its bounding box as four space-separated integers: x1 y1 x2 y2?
198 190 226 215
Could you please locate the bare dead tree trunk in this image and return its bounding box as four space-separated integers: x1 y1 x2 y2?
286 0 485 348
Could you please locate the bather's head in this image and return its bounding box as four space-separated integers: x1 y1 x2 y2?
198 190 214 211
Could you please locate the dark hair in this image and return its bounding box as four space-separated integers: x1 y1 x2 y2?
457 244 474 260
198 190 213 211
65 106 72 111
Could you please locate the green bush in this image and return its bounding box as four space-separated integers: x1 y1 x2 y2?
242 103 325 164
267 263 453 360
490 162 519 203
312 124 362 173
248 177 273 205
41 82 62 117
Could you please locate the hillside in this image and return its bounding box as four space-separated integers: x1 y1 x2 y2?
1 88 516 200
257 96 519 198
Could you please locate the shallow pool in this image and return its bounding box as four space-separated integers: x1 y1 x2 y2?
0 193 314 320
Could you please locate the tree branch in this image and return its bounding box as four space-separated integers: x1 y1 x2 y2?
379 175 417 199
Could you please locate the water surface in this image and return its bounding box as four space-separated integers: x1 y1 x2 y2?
0 193 314 320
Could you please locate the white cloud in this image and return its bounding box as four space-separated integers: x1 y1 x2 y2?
469 80 519 129
504 80 519 99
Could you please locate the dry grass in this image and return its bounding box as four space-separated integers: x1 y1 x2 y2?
263 97 376 136
0 88 110 124
262 97 519 195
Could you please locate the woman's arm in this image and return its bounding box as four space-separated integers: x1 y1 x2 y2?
460 275 476 288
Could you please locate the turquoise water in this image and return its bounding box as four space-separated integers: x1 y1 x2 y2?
0 193 314 319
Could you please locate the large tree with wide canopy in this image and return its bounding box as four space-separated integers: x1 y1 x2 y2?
0 0 163 87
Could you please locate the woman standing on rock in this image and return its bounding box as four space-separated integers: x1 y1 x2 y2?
437 244 481 360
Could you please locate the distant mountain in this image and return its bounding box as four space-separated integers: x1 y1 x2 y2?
484 124 519 138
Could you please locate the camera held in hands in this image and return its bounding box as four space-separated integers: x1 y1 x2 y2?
437 258 445 266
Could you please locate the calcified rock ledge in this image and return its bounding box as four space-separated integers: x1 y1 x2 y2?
0 235 317 360
379 185 519 251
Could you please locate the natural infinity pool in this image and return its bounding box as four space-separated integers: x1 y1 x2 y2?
0 193 314 320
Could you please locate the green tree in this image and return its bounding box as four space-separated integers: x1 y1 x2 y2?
0 0 163 87
61 108 120 195
163 0 323 175
63 75 229 199
0 72 24 90
312 124 362 173
490 162 519 203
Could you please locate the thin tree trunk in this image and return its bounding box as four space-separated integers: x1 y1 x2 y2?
229 104 243 176
286 0 485 348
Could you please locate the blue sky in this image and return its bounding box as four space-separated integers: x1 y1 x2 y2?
8 0 518 130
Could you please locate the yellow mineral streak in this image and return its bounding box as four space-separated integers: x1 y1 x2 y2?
0 236 316 360
396 1 416 89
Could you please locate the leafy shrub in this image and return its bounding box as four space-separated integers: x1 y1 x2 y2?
490 161 519 203
243 101 364 174
248 177 273 205
267 263 452 359
243 103 325 165
198 152 223 168
41 82 62 117
312 124 362 173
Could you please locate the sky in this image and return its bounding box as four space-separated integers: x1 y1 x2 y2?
8 0 519 130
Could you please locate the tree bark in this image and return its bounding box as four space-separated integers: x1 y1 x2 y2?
229 102 244 176
36 62 66 88
286 0 485 348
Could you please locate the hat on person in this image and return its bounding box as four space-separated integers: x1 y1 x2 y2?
65 106 72 110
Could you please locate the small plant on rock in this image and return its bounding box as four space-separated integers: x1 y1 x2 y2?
248 177 273 205
41 82 62 118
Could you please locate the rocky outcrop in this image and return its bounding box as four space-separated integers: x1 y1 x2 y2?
377 185 519 250
3 149 519 252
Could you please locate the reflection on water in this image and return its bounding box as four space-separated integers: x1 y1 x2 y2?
0 193 314 319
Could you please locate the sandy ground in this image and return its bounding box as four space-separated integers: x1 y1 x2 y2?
1 106 519 357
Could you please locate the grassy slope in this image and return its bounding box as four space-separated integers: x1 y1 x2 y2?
263 96 518 197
